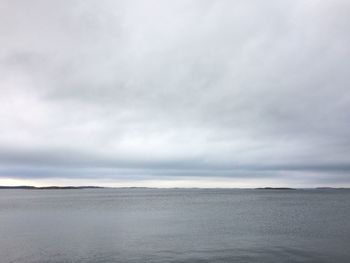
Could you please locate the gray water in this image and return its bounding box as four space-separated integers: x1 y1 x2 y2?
0 189 350 263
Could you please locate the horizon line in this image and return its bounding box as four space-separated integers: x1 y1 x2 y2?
0 185 348 190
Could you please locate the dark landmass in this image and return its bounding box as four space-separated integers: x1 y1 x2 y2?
0 186 36 189
0 186 104 190
315 187 348 190
255 187 297 190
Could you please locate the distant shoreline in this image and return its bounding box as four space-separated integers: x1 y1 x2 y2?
0 186 349 190
0 186 105 190
255 187 296 190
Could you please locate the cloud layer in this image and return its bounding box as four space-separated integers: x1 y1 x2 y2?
1 0 350 186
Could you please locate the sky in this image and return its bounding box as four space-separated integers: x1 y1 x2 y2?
1 0 350 187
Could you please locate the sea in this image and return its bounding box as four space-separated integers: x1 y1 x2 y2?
0 188 350 263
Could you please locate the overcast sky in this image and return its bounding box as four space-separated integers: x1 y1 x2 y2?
1 0 350 187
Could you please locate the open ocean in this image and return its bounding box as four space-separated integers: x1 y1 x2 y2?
0 188 349 263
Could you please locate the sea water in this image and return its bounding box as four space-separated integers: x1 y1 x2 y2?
0 188 349 263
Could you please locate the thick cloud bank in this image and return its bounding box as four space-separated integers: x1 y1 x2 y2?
1 0 350 187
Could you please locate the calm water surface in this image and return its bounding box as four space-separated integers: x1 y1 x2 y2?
0 189 350 263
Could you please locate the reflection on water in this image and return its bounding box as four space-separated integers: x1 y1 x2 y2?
0 189 350 263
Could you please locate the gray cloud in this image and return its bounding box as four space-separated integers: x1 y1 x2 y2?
1 0 350 186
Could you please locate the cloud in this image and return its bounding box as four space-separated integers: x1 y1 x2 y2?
0 0 350 186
